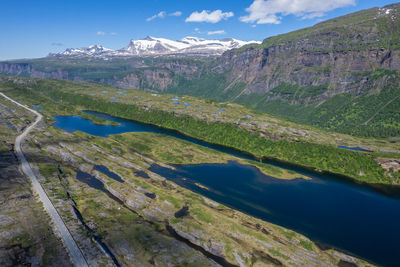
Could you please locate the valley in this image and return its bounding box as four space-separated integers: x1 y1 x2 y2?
2 4 399 139
1 2 400 267
0 73 399 266
2 75 398 184
0 83 375 266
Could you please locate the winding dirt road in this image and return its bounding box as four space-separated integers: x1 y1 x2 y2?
0 92 88 267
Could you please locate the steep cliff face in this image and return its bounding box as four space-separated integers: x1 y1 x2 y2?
0 63 70 80
115 69 174 89
0 57 204 91
211 4 400 104
112 59 202 90
215 47 399 103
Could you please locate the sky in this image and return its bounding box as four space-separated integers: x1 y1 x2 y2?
1 0 398 60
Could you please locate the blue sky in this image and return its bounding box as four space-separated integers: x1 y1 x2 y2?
1 0 398 60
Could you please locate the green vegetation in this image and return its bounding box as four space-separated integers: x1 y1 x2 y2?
97 131 307 180
2 76 397 183
60 95 388 182
268 249 290 260
254 5 400 52
299 240 314 251
33 125 311 265
236 69 400 138
38 163 59 178
167 73 232 100
4 80 388 183
80 112 120 126
269 82 329 101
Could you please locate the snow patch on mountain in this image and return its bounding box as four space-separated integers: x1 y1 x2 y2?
52 45 113 57
49 36 260 57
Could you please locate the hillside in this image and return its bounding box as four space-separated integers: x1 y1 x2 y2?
0 3 399 138
168 3 400 138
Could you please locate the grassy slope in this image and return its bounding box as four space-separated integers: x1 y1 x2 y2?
236 69 400 138
257 4 400 51
1 76 398 184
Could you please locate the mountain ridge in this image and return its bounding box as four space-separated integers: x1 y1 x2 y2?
48 36 260 57
1 3 399 138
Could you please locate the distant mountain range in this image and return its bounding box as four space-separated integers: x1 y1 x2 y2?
1 3 399 138
49 36 261 57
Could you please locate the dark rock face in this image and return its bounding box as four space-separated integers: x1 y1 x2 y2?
209 4 400 104
214 47 399 101
0 63 69 80
0 57 202 91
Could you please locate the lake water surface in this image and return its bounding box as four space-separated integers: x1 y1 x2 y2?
54 111 400 266
338 145 370 152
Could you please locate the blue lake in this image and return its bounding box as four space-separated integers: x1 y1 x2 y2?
94 165 124 183
53 111 400 266
338 145 370 152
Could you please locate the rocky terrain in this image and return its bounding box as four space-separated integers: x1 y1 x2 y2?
210 4 400 102
0 78 378 266
0 98 71 266
23 119 371 267
0 57 204 90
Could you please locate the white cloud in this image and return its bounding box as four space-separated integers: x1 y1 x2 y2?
147 11 182 21
169 11 182 17
146 11 166 21
185 10 234 23
207 30 226 35
194 27 203 34
240 0 356 24
96 31 117 36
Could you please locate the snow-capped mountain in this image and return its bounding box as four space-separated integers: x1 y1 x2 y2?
117 36 190 56
178 37 257 55
49 36 260 57
51 45 113 57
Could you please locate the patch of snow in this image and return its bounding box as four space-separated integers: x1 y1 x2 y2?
50 36 261 57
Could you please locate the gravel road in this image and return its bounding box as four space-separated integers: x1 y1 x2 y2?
0 92 88 267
